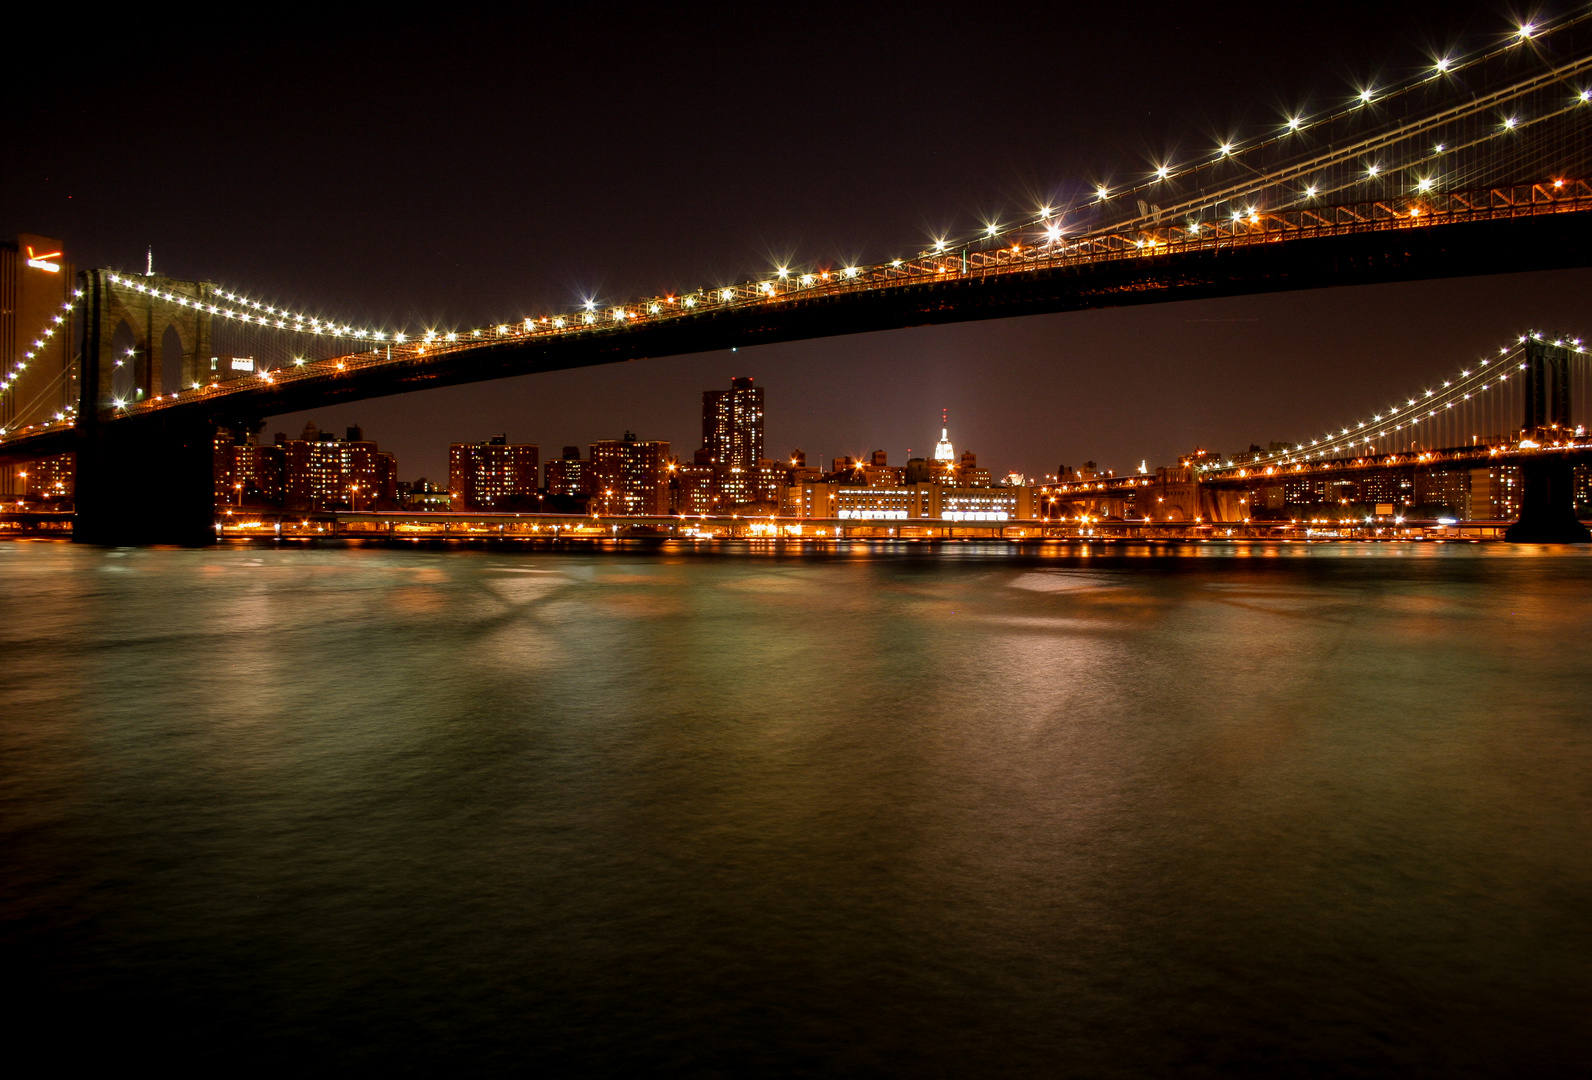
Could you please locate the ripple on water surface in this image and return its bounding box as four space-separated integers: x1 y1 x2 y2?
1 541 1588 1075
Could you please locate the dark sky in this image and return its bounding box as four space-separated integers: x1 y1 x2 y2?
6 1 1587 481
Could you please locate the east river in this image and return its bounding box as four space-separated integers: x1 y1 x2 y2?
2 540 1588 1076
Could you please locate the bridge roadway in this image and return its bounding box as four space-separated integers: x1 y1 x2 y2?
2 182 1591 464
1052 438 1592 542
1052 439 1592 497
4 183 1590 544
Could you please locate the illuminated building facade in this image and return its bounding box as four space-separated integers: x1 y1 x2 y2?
589 432 670 515
1 234 76 484
834 484 1036 521
702 377 763 470
671 454 719 514
278 428 396 510
1466 466 1522 520
10 453 74 500
545 446 588 497
450 436 540 510
788 481 838 518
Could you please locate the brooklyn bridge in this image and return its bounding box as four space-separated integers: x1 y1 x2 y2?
4 14 1592 544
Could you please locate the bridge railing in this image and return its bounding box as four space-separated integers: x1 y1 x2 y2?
64 180 1590 431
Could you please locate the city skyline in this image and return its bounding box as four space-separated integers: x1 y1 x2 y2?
9 4 1592 486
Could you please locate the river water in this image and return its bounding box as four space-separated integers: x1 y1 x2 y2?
1 540 1588 1076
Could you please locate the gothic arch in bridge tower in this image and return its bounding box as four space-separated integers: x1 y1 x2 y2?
109 319 137 403
160 325 184 395
88 272 215 410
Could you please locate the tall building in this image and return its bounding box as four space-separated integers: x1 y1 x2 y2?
589 432 670 515
702 377 764 470
449 435 540 510
2 235 77 483
279 428 396 510
545 446 588 497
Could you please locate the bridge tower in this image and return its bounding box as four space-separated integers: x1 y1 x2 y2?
1505 338 1590 543
74 269 222 545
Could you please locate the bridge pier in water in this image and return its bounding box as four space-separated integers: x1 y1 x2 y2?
1505 457 1591 543
72 269 221 545
1505 340 1590 543
74 414 218 545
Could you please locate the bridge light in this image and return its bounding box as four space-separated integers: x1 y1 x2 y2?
1517 22 1536 38
1286 116 1302 131
1046 223 1063 241
1416 177 1434 192
1502 116 1517 129
1218 142 1233 155
1581 90 1591 102
721 288 734 300
1154 164 1170 180
1434 57 1452 73
1358 87 1374 104
1095 185 1110 200
890 259 902 267
1366 164 1381 177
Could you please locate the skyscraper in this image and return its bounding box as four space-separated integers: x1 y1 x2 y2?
701 377 764 470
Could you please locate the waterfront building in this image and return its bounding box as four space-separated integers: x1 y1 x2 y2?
834 484 1037 522
701 377 764 470
278 428 396 511
788 481 839 518
939 487 1033 521
545 446 589 498
401 479 451 510
449 436 539 510
11 452 74 500
671 454 719 515
589 432 670 515
1465 466 1522 520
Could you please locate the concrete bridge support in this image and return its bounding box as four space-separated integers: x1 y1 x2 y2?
1504 456 1591 543
74 414 217 545
73 269 220 545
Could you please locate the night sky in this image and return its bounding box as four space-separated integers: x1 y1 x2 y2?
6 2 1588 482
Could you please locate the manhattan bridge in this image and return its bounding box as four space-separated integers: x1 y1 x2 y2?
4 14 1592 544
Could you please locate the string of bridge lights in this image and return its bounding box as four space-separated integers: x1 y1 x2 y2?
1044 24 1592 240
60 8 1592 425
95 11 1589 358
1199 332 1589 473
105 273 394 343
0 289 86 437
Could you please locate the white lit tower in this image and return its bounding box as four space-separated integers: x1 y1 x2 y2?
933 408 955 476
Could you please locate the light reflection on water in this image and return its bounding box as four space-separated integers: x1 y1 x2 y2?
1 540 1589 1075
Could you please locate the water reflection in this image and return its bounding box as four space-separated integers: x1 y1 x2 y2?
1 541 1588 1074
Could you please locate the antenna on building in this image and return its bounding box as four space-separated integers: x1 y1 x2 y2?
145 247 153 276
